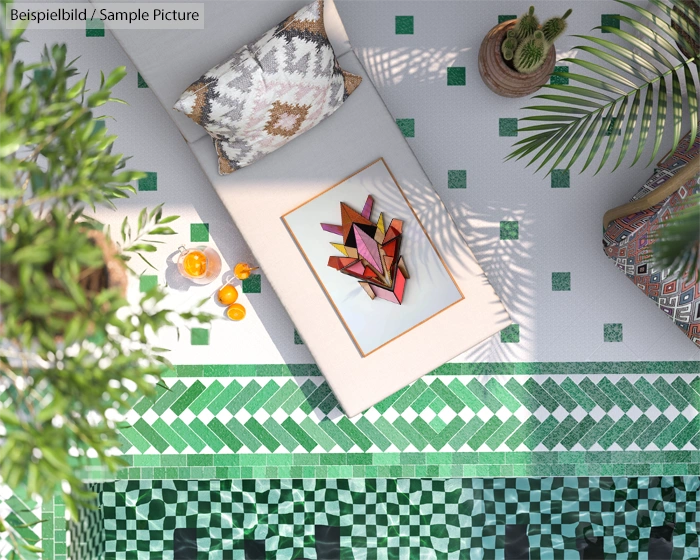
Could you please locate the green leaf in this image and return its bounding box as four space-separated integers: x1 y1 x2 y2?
581 103 616 173
532 94 604 109
601 26 675 72
649 79 667 165
613 89 641 172
562 58 637 89
147 227 176 235
566 111 604 171
684 64 699 149
148 203 164 221
137 208 147 233
632 85 655 167
670 70 683 157
574 45 648 82
542 84 616 103
127 244 157 253
597 95 628 173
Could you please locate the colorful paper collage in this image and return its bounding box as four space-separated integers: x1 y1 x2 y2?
322 196 410 304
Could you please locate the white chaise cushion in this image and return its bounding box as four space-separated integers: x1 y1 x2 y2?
188 52 510 416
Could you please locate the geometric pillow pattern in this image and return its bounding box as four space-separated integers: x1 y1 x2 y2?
173 0 361 175
603 129 700 347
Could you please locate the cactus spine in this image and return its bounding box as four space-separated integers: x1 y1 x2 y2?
501 6 573 74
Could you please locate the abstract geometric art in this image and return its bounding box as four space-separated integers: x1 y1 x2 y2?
322 195 410 304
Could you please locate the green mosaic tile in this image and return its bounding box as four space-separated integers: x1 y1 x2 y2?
500 324 520 343
603 323 623 342
395 15 413 34
447 169 467 189
190 223 210 242
294 328 304 344
137 72 148 88
447 66 466 86
601 14 620 32
242 274 261 293
499 118 518 137
541 378 577 412
137 171 157 191
139 275 158 292
551 169 570 188
33 68 52 86
605 117 621 136
190 328 209 346
396 118 415 137
86 18 104 37
653 377 689 411
500 220 519 240
551 272 571 291
550 65 569 85
498 15 517 24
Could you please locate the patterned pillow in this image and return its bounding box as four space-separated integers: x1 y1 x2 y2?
173 0 361 175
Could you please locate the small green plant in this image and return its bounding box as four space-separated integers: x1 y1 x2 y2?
0 8 211 559
502 6 572 74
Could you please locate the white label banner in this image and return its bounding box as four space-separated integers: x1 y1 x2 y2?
6 3 205 29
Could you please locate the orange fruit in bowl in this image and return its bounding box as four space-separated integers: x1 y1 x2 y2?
217 284 238 305
226 303 246 321
183 250 207 277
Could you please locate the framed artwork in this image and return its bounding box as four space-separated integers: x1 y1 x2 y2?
282 158 463 356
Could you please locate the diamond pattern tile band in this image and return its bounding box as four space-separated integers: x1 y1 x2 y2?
120 373 700 456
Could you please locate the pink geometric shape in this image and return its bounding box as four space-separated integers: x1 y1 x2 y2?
354 224 383 273
368 265 406 304
361 195 374 219
345 261 365 276
321 223 343 235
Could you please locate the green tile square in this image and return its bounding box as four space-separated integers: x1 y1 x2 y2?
552 272 571 291
499 118 518 137
551 169 570 188
294 329 304 345
601 14 620 32
137 73 148 88
429 397 446 414
605 117 621 136
498 15 517 24
395 16 414 35
86 18 104 37
448 170 467 189
604 323 623 342
447 67 466 86
33 69 52 87
396 118 415 138
137 172 157 192
191 328 209 346
550 66 569 85
500 220 519 240
242 274 261 294
429 417 447 433
190 223 210 242
139 275 158 292
500 324 520 344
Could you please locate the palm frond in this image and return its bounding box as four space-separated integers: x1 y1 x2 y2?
509 0 700 176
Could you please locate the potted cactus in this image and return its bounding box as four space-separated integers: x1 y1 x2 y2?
479 6 572 98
